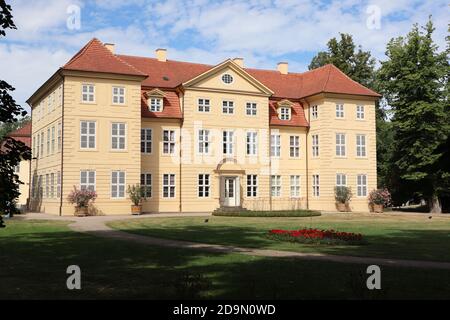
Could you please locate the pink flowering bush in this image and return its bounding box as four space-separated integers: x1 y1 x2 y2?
67 186 97 208
368 188 392 206
267 228 365 245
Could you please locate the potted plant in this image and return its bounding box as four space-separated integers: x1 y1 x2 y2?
334 186 352 212
127 184 147 215
368 188 392 213
67 187 97 217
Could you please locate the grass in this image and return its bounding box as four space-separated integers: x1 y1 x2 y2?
109 213 450 262
1 218 450 299
212 209 321 217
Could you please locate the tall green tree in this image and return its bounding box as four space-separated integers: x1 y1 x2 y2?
0 0 31 225
0 115 30 140
377 19 449 213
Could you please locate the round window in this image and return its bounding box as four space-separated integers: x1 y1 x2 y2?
221 74 234 84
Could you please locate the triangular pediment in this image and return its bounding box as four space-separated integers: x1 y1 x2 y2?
182 59 273 96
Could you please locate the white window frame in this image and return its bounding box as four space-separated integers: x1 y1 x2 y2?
111 122 126 150
312 174 320 197
80 170 96 191
198 98 210 113
57 122 62 151
162 174 176 198
111 171 126 199
279 107 291 120
271 175 281 197
290 175 301 198
336 173 347 186
246 102 257 116
335 133 346 157
40 132 44 158
50 173 55 198
141 173 152 198
312 134 319 157
198 174 210 198
112 86 126 105
311 105 318 119
336 103 344 118
82 84 95 103
357 174 368 197
246 131 257 156
222 130 234 155
45 174 49 198
246 174 258 197
198 129 210 154
163 129 176 155
57 171 61 198
356 134 367 157
270 134 281 157
222 100 234 114
289 135 300 158
149 97 163 112
141 128 152 154
80 121 96 150
51 126 55 153
46 128 50 155
356 105 365 120
221 73 234 85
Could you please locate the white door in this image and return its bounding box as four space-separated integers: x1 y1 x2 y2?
223 177 236 206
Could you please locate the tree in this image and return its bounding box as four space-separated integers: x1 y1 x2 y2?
0 115 30 140
0 0 31 225
309 33 376 88
377 19 449 213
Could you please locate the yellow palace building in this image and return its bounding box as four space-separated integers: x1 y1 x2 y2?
27 39 379 215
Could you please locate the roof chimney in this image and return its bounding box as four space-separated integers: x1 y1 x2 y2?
104 43 115 54
155 48 167 62
277 62 288 75
233 58 244 68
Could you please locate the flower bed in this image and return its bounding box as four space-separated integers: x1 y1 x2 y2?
266 228 365 245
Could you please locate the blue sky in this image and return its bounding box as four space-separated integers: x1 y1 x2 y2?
1 0 448 113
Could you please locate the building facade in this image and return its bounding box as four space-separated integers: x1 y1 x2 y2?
27 39 379 215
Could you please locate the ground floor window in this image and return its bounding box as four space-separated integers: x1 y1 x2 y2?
336 173 347 186
111 171 125 198
141 173 152 198
357 174 367 197
57 171 61 198
246 175 258 197
271 175 281 197
312 174 320 197
163 174 176 198
198 174 210 198
50 173 55 198
290 175 300 198
81 170 96 191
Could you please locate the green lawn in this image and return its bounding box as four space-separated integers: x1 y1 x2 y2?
109 213 450 262
2 218 450 299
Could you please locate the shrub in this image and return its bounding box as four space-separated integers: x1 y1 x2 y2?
334 186 352 204
67 186 97 208
127 184 148 206
266 228 365 245
368 188 392 206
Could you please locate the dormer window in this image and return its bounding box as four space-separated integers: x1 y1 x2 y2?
149 97 163 112
145 88 165 112
279 107 291 120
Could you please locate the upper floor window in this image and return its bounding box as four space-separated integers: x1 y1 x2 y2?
149 97 163 112
335 133 346 157
112 86 125 105
221 73 234 84
223 130 234 155
356 105 365 119
198 99 210 112
336 104 344 118
222 100 234 114
57 122 62 151
163 130 176 154
111 123 126 150
40 132 44 157
82 84 95 103
312 134 319 157
80 121 96 149
246 102 257 116
279 107 291 120
14 163 20 173
141 128 152 154
356 134 367 157
290 136 300 158
46 128 50 155
80 170 96 191
246 131 257 155
51 126 55 153
198 129 210 154
270 134 281 157
47 96 51 114
311 105 318 119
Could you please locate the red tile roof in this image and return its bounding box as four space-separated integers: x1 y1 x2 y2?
1 122 32 151
269 100 309 127
63 39 147 77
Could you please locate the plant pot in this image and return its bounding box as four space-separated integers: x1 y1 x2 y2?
131 205 142 215
75 206 88 217
372 204 383 213
336 202 347 212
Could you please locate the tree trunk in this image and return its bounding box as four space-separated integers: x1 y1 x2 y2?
429 195 442 213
